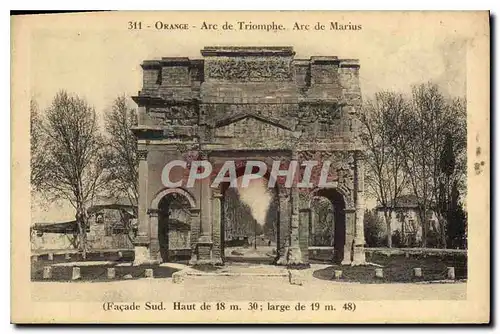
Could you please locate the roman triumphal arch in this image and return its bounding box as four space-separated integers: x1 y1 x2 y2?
131 46 366 266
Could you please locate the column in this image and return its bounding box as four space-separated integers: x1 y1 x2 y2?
287 184 304 265
352 152 366 265
211 190 223 264
195 151 213 263
341 208 355 265
276 188 290 265
286 152 305 266
148 209 161 262
188 208 201 265
133 149 150 264
298 209 310 263
310 209 316 245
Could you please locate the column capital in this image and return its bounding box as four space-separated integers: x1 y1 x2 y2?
198 150 210 160
147 208 159 217
138 149 148 160
279 187 290 198
133 234 150 246
189 208 201 215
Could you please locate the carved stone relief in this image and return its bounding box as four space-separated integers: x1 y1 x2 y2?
206 58 292 81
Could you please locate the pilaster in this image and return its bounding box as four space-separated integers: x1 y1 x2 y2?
211 189 223 264
341 208 355 265
275 188 291 265
134 149 152 264
287 183 304 265
148 209 161 263
193 151 216 264
352 152 366 265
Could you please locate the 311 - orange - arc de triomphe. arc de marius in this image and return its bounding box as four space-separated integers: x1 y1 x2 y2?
130 46 366 266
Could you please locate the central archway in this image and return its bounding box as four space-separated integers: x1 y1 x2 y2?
218 163 281 264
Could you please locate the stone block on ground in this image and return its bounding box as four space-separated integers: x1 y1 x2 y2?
72 267 81 280
447 267 455 280
47 253 54 261
107 268 116 279
65 253 71 260
145 268 154 278
334 270 343 280
413 268 422 277
43 266 52 279
172 271 185 284
375 268 384 278
288 269 305 286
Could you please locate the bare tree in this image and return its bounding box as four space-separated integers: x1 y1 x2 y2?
30 99 45 190
360 92 408 247
34 91 106 258
102 96 139 211
437 97 467 247
394 83 466 247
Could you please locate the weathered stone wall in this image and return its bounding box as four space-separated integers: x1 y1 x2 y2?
132 46 363 265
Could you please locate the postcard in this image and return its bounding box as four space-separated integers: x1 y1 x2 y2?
11 11 490 324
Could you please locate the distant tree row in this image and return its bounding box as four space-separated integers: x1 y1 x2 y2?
360 82 467 249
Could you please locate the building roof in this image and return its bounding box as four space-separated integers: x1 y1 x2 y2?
31 220 78 234
87 196 137 215
32 196 138 233
375 195 420 210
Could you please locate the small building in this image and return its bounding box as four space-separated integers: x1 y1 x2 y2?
375 195 441 247
31 196 192 261
31 196 137 251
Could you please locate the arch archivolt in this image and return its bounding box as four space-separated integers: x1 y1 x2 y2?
299 184 352 211
150 187 197 211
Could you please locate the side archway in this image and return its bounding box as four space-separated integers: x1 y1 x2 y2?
306 187 348 263
149 187 197 262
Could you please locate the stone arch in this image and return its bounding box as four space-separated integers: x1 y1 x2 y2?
150 187 196 211
217 160 282 264
305 186 350 210
306 187 348 263
149 187 197 263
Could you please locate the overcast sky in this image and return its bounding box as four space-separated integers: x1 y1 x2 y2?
29 12 468 115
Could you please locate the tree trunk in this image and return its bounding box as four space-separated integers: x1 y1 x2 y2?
383 210 392 248
439 214 447 249
419 208 427 248
76 202 88 260
78 220 87 260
